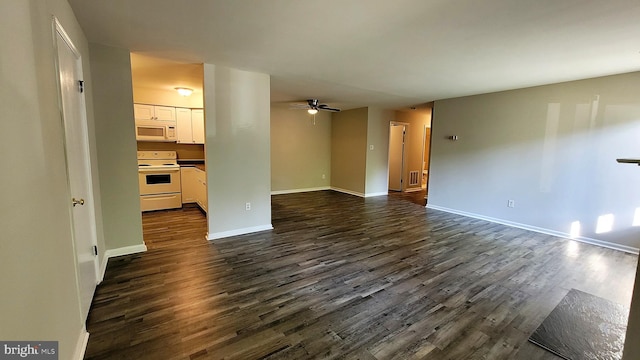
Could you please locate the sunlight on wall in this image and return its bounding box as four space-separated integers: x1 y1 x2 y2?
633 207 640 227
569 221 581 238
595 214 614 234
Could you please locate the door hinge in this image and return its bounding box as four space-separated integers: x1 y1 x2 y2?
78 80 84 93
93 245 98 256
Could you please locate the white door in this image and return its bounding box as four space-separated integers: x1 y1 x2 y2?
55 22 99 321
388 124 405 191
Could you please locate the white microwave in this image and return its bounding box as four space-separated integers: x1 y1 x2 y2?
135 120 177 142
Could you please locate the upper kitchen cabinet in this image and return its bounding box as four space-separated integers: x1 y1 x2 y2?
177 108 205 144
134 104 176 122
192 109 205 144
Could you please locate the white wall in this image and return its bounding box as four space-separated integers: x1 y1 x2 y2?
204 64 272 239
89 43 145 254
429 72 640 252
271 104 331 193
0 1 97 358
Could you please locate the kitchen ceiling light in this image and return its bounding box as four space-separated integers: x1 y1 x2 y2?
175 87 193 96
307 108 318 115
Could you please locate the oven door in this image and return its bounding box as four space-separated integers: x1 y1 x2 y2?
138 167 181 195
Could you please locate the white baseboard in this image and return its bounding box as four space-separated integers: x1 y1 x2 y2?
426 204 639 255
73 328 89 360
100 244 148 280
271 186 330 195
364 191 388 198
330 187 365 198
207 224 273 240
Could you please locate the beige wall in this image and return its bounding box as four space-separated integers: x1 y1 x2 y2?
395 109 432 191
137 142 205 160
0 1 97 358
271 104 331 192
204 64 272 238
331 108 368 195
132 86 203 108
366 107 394 195
89 43 145 252
430 72 640 250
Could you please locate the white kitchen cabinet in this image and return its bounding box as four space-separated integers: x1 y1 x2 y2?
176 108 193 144
181 166 207 212
176 108 205 144
134 104 176 122
191 109 205 144
180 166 198 204
195 168 207 212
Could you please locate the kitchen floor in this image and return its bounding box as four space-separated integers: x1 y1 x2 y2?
141 204 207 250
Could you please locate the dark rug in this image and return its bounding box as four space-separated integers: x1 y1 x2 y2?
529 289 629 360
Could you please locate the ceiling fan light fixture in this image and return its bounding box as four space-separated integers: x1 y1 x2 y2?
308 108 318 115
175 87 193 96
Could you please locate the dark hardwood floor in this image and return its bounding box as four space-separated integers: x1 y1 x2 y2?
85 191 638 359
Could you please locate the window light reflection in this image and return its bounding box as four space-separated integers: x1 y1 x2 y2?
569 221 581 238
595 214 614 234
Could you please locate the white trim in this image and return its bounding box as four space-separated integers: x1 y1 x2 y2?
330 187 365 198
271 186 330 195
426 204 640 255
207 224 274 240
99 253 109 283
404 187 423 193
99 244 148 280
104 244 148 259
364 191 388 198
73 328 89 360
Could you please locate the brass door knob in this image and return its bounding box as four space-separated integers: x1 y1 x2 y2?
72 198 85 207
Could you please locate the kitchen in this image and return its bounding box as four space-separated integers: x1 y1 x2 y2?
131 54 208 236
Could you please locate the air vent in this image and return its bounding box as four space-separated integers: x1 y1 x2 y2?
409 171 420 186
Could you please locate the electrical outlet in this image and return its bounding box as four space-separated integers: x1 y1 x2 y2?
245 202 251 211
322 174 326 179
507 200 515 208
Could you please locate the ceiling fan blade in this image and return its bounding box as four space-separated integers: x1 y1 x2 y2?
318 104 341 112
289 103 311 109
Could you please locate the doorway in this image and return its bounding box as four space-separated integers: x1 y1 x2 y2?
388 122 408 192
54 19 99 321
421 125 432 195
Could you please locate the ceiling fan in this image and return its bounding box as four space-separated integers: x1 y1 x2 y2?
291 99 341 114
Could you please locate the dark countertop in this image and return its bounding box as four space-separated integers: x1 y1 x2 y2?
179 162 206 172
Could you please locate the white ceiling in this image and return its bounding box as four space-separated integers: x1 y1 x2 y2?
69 0 640 110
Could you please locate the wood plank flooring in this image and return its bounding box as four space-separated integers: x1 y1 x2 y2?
85 190 638 359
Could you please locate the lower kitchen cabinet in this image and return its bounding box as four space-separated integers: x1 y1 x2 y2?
180 166 207 212
195 168 207 212
180 167 198 203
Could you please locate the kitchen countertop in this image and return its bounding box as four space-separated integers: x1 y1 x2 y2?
179 162 206 172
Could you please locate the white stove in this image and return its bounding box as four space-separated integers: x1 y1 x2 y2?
137 151 182 212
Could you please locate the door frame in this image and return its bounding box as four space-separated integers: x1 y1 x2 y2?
388 121 409 192
52 17 100 318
